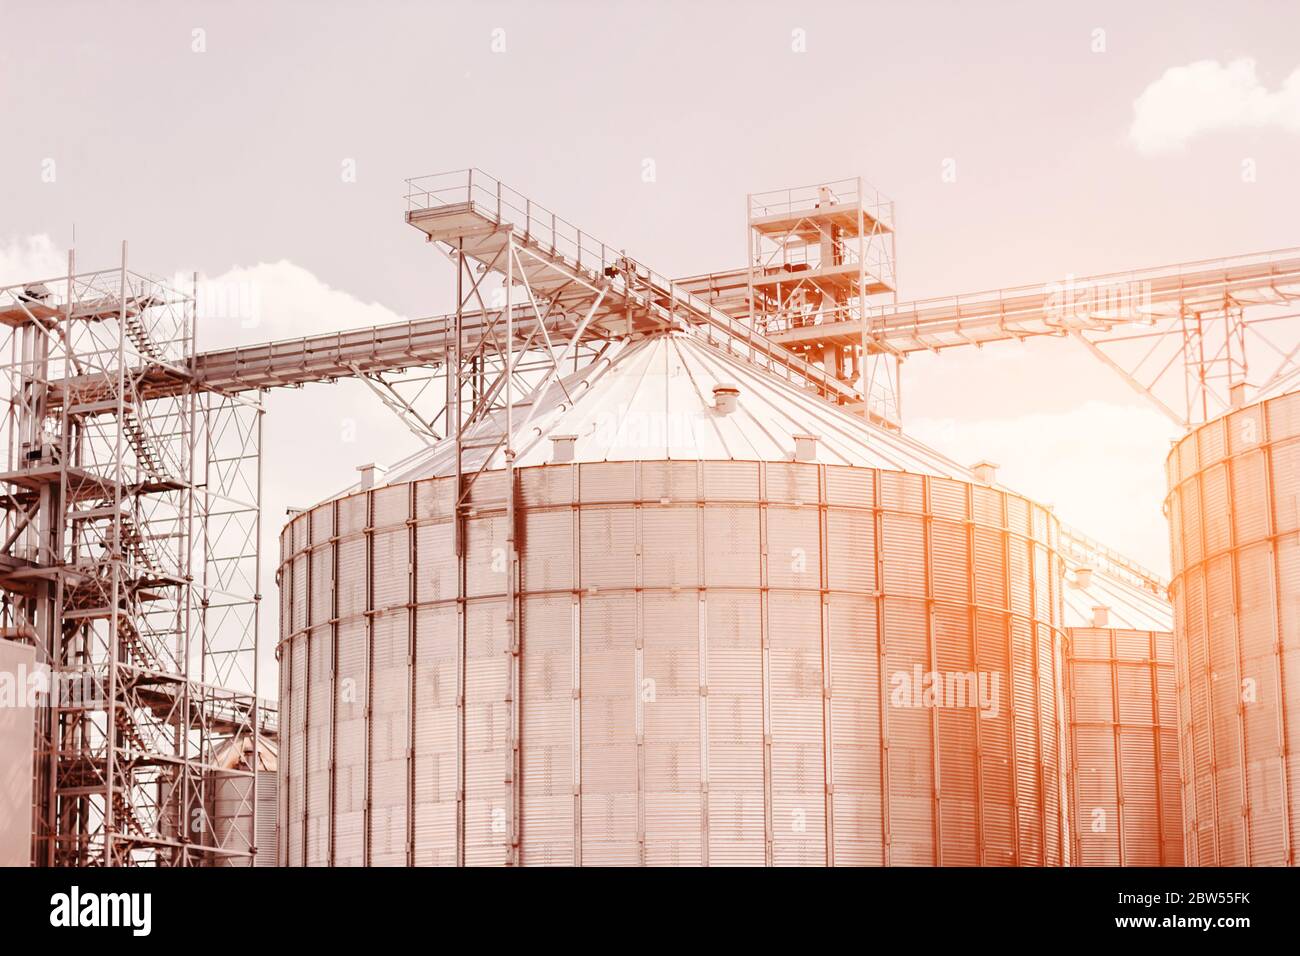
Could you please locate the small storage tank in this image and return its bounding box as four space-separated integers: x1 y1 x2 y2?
1166 389 1300 866
210 734 278 867
277 333 1070 866
1061 555 1182 865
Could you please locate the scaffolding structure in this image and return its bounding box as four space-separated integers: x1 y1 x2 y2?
746 178 899 423
0 247 266 866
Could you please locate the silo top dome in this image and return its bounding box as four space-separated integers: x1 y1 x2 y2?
383 332 972 484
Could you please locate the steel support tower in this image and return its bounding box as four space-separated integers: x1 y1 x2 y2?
0 248 266 866
745 178 900 424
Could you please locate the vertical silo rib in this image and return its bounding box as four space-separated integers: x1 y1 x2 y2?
873 470 891 865
406 481 416 866
363 487 374 866
1148 630 1167 865
758 461 774 865
817 466 834 866
1026 496 1048 864
1226 448 1252 865
923 475 943 864
329 499 339 867
1110 629 1125 865
282 553 294 869
570 463 582 866
303 520 313 868
1052 533 1067 860
966 481 986 863
1002 500 1022 864
634 465 646 865
1064 634 1079 865
1193 461 1223 864
1263 425 1296 866
696 460 710 866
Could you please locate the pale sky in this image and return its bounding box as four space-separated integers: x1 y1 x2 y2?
4 1 1300 665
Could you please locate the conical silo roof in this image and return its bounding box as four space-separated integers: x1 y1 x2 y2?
385 332 972 483
1062 561 1171 631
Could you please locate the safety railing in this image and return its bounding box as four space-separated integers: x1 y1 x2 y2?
748 176 895 232
405 169 864 404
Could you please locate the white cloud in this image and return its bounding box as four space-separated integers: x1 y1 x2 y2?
1129 57 1300 154
909 401 1180 575
0 234 68 286
194 259 407 349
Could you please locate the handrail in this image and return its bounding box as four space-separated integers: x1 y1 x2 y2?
405 169 865 406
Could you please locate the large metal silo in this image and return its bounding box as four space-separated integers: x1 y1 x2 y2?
1061 554 1182 865
1166 389 1300 866
276 333 1070 866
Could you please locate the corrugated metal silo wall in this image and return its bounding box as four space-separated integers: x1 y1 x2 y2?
211 768 278 866
1065 627 1183 864
277 461 1070 865
1166 390 1300 866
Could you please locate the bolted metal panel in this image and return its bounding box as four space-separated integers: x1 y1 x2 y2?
278 459 1067 866
704 591 765 865
579 594 638 865
767 590 826 865
412 604 457 864
332 619 367 866
306 626 332 866
519 595 576 865
641 592 703 865
287 635 307 867
464 600 508 866
1065 626 1183 866
369 612 409 865
212 767 279 868
1167 389 1300 866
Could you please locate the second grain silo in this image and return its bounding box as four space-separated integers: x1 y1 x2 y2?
1060 543 1182 866
210 733 278 867
277 332 1071 866
1166 389 1300 866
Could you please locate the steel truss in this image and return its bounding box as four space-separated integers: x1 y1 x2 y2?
756 246 1300 429
0 247 267 866
744 178 901 425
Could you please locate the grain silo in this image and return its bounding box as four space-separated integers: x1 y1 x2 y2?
276 332 1070 866
210 734 279 867
1060 550 1182 865
1166 389 1300 866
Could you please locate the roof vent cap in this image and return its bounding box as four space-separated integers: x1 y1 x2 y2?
971 460 999 485
1091 605 1110 629
357 463 385 491
551 434 578 464
793 433 819 462
712 383 740 415
1072 566 1094 590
